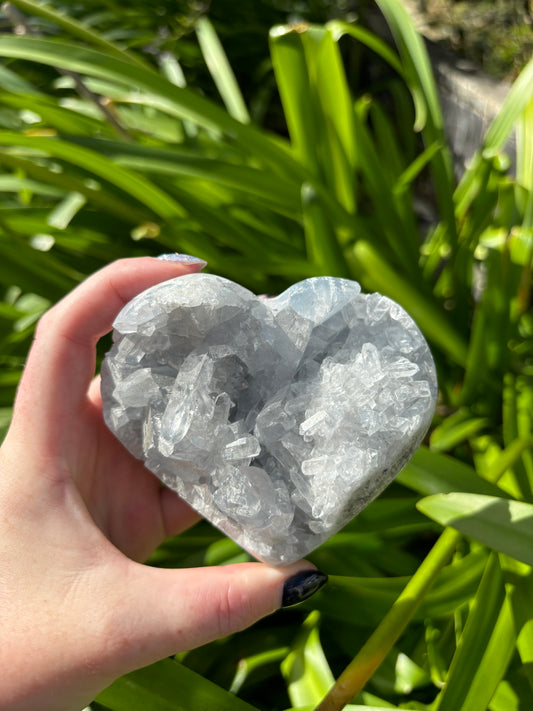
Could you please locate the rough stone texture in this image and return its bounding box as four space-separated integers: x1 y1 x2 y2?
371 1 516 177
101 274 437 565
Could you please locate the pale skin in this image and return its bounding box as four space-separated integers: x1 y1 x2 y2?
0 258 314 711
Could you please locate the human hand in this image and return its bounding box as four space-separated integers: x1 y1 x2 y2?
0 257 326 711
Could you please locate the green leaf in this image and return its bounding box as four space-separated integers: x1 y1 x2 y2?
8 0 149 69
96 657 260 711
302 25 357 214
502 561 533 694
347 497 428 535
489 679 529 711
348 103 419 274
0 91 118 135
483 57 533 155
0 62 40 94
0 153 151 224
502 375 533 498
283 706 401 711
0 133 185 219
0 232 81 298
283 706 402 711
483 437 533 490
317 548 486 627
394 140 443 194
374 0 456 247
68 137 301 217
373 0 439 132
47 192 87 229
301 183 349 276
0 175 64 198
281 611 334 707
434 554 515 711
327 20 404 77
229 646 289 695
0 36 303 182
418 494 533 566
398 446 512 499
269 25 320 175
517 97 533 191
430 412 490 452
196 16 250 124
371 648 430 696
0 406 13 443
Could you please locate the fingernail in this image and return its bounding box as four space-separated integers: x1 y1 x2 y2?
281 570 328 608
156 253 207 268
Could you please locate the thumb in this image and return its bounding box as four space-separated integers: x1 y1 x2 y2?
108 560 327 673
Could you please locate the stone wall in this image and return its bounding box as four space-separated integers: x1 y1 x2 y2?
427 42 514 176
398 0 515 175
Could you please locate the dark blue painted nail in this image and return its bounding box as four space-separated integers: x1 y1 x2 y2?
282 570 328 607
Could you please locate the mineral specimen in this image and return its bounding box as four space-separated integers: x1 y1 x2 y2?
101 274 437 565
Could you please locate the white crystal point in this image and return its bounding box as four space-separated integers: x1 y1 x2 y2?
101 274 438 565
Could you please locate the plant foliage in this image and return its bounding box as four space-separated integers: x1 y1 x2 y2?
0 0 532 709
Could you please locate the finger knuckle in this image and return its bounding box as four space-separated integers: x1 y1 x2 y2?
214 582 252 638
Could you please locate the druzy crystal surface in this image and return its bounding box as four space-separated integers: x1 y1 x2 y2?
101 274 437 565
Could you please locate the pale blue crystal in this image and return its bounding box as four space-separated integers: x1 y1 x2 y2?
101 274 438 565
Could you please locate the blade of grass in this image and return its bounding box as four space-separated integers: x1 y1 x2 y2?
502 560 533 694
0 36 305 182
1 91 118 135
0 175 64 197
302 26 357 214
516 97 533 229
282 611 335 707
430 413 490 453
315 548 486 627
374 0 457 249
196 16 250 124
47 191 86 229
269 25 321 176
0 231 81 297
502 375 533 500
367 101 420 260
0 61 40 94
433 554 514 711
0 132 185 219
327 20 403 78
301 183 349 276
67 137 301 216
0 152 151 224
417 494 533 566
454 57 533 221
483 437 533 487
398 446 512 499
96 657 260 711
314 527 461 711
483 57 533 155
7 0 149 69
166 183 295 259
230 647 289 695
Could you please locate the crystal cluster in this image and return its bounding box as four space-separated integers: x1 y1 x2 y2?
101 274 437 565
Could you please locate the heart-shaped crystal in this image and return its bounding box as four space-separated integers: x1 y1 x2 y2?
101 274 437 565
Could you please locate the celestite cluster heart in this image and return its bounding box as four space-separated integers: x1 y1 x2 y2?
101 274 437 565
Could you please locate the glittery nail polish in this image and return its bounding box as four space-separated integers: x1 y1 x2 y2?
281 570 328 608
156 253 207 268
